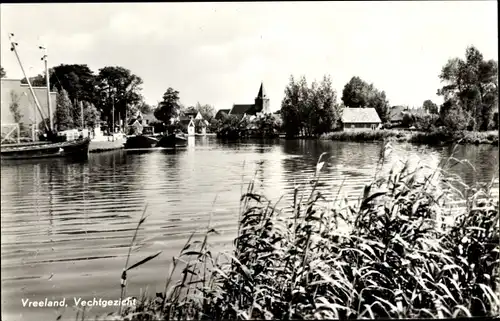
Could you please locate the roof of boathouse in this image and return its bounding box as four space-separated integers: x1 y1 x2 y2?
341 108 382 124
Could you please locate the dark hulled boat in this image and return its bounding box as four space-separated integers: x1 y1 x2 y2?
0 34 90 160
125 133 187 149
1 34 91 161
1 137 91 160
124 135 159 149
156 133 188 148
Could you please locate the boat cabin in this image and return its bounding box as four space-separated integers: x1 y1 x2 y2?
58 129 84 141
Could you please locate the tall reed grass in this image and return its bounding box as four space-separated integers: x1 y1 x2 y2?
89 144 499 320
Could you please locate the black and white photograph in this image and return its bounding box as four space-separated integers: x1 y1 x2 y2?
1 1 498 320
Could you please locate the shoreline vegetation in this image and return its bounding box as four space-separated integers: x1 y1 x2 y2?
320 129 499 146
78 144 499 320
214 45 498 147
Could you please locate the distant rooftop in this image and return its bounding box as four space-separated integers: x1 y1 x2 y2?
229 104 254 115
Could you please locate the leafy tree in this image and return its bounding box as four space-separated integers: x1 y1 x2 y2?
438 46 498 131
281 76 308 137
401 112 414 128
154 87 181 124
310 76 342 135
184 106 198 115
1 66 6 78
414 114 439 131
281 75 341 137
21 73 47 87
50 64 96 104
137 101 153 114
422 100 439 114
341 76 389 122
9 91 22 123
253 113 281 137
216 114 248 138
195 102 215 121
72 100 83 128
209 118 220 133
439 98 469 132
83 101 100 129
95 66 143 129
341 76 369 108
54 89 74 131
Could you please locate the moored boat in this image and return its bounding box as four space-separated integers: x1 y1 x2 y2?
156 133 188 148
125 133 187 149
1 137 90 160
124 135 159 149
1 34 91 161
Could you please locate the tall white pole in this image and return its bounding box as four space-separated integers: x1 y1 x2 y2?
40 46 53 132
8 34 49 132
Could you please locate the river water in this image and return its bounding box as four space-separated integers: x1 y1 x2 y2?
1 137 498 320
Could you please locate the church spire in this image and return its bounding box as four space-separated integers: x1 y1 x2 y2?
257 82 266 99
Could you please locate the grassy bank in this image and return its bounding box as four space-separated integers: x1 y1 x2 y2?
82 145 499 320
320 129 499 145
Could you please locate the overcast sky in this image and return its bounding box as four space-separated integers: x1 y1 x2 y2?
1 2 497 112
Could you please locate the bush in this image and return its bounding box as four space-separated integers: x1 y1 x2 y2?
414 114 439 131
88 145 500 320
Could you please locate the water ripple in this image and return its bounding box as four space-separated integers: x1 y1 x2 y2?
1 138 498 320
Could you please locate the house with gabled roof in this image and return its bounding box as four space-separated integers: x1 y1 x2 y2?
228 82 271 121
178 115 196 136
177 109 208 135
127 111 158 135
341 108 382 131
388 105 409 125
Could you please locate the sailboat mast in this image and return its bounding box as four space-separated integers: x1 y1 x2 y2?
8 33 50 132
40 45 53 132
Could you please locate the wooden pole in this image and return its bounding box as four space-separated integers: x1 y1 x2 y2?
33 95 37 132
8 34 49 132
112 93 115 141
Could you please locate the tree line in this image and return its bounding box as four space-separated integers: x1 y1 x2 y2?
151 87 216 133
279 45 498 138
1 64 216 134
2 63 147 132
2 45 497 136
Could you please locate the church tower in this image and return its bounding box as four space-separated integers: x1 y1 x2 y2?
254 82 270 114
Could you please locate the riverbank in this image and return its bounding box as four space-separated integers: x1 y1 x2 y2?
84 149 499 320
320 129 499 145
89 139 125 153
